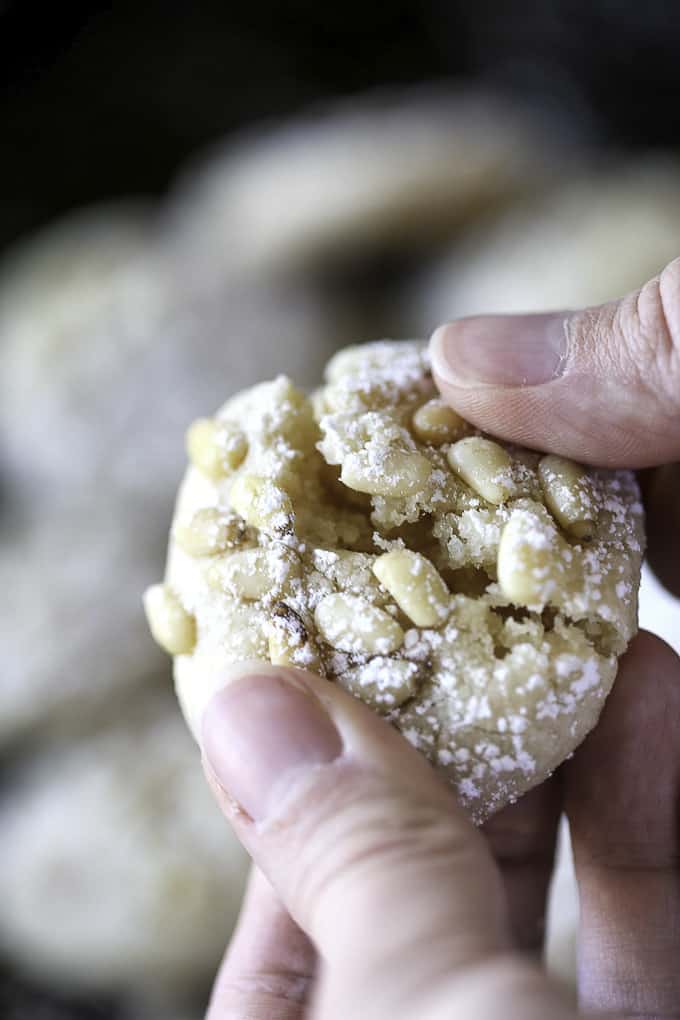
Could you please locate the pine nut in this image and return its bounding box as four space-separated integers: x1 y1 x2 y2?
324 379 391 413
497 507 568 607
143 584 196 655
341 448 432 497
229 474 294 533
314 593 404 655
342 656 420 709
173 508 245 556
324 343 385 383
311 548 382 595
208 545 300 601
268 603 323 673
538 455 596 539
411 398 468 445
373 549 450 627
447 437 514 504
186 418 248 479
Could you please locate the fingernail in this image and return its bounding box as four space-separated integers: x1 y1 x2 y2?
201 672 343 821
430 313 568 387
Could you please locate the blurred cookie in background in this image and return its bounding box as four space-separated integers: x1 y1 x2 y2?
407 158 680 326
168 88 563 286
0 204 163 498
0 697 248 1014
0 205 347 503
0 203 351 748
0 501 167 748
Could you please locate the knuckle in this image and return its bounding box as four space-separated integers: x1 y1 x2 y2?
621 261 680 417
657 257 680 407
287 769 476 923
212 969 312 1015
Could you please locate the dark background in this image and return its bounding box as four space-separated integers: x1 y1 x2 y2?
2 1 680 256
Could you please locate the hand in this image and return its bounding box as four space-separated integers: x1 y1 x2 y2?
430 256 680 595
200 261 680 1019
200 635 680 1020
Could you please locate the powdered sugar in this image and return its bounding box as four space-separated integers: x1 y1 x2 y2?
160 340 644 824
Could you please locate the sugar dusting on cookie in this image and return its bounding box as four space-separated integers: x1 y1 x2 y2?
148 340 645 823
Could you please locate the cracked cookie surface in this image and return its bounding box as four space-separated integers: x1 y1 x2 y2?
145 341 644 822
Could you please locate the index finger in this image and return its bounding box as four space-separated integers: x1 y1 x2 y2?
429 260 680 468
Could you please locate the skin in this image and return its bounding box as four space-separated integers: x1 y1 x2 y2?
200 259 680 1019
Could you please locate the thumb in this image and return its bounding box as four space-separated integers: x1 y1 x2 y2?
198 664 570 1020
430 256 680 467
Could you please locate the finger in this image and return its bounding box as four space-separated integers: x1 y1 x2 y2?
207 866 315 1020
429 256 680 467
482 777 563 954
643 462 680 596
199 663 577 1020
563 631 680 1018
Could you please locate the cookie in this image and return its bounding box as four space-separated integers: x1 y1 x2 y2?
0 203 346 747
171 89 551 280
0 699 248 997
410 159 680 324
146 341 644 822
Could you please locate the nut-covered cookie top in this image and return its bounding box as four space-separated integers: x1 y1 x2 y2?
146 341 644 821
